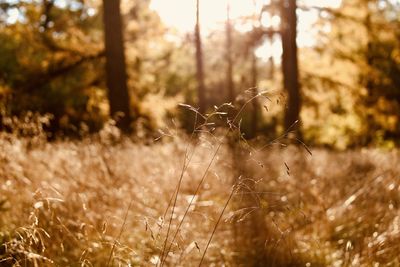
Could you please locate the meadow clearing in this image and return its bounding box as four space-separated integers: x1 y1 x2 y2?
0 126 399 266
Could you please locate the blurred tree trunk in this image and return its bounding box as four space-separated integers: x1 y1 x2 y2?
102 0 132 132
226 1 235 103
195 0 206 114
41 0 54 30
249 0 259 139
364 0 373 93
364 1 374 139
251 49 259 137
280 0 301 135
268 56 275 80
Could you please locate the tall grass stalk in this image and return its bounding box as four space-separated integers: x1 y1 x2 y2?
198 182 238 266
106 199 133 267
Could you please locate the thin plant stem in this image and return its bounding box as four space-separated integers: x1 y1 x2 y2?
106 199 133 267
161 141 223 266
198 183 237 267
157 114 199 266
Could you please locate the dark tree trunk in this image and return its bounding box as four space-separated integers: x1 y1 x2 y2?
102 0 131 132
195 0 206 114
280 0 301 135
226 2 235 103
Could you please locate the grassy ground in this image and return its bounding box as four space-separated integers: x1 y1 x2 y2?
0 129 399 266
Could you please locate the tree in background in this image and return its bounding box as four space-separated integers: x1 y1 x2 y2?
248 0 262 138
250 45 259 137
1 0 399 147
359 0 400 144
226 0 235 104
313 0 400 146
280 0 301 136
102 0 131 132
0 0 178 134
242 0 301 138
0 0 105 134
195 0 206 114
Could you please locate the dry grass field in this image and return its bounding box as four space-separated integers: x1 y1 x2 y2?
0 126 399 266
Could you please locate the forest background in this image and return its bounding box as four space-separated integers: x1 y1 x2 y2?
1 0 399 148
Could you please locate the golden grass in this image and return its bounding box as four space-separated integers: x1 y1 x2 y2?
0 128 399 266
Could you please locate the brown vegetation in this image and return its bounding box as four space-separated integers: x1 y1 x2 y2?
0 124 399 266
